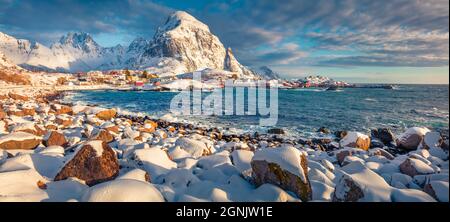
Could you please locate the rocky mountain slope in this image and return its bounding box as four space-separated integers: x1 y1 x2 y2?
0 11 258 79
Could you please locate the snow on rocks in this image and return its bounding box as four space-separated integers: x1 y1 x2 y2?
333 162 392 202
230 149 253 173
81 179 164 202
10 122 46 136
251 146 312 201
340 131 371 151
43 131 68 147
399 158 435 177
0 131 42 150
54 140 119 186
0 169 49 201
0 148 8 165
117 168 151 183
390 188 437 202
175 137 211 158
396 127 430 150
424 181 449 202
132 147 177 181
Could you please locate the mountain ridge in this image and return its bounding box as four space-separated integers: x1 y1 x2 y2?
0 11 263 79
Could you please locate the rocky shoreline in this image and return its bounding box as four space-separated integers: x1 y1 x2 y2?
0 89 448 202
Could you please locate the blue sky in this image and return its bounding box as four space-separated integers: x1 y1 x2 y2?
0 0 448 84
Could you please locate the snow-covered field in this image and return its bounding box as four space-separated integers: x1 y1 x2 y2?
0 88 448 202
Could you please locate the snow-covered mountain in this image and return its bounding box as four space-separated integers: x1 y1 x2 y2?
255 66 281 80
0 11 258 79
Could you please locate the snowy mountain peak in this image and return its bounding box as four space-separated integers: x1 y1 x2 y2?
128 37 149 53
160 11 210 33
255 66 281 80
1 12 258 79
58 32 100 53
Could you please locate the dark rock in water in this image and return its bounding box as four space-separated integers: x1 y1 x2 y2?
268 128 285 135
334 131 348 140
371 128 396 145
317 127 331 134
54 141 119 186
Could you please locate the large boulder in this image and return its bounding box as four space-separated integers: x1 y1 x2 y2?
332 162 392 202
251 146 312 201
54 140 119 186
0 132 41 150
399 158 435 177
396 127 430 150
340 132 371 151
43 131 68 147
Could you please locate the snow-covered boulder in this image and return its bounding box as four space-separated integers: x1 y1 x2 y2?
0 132 42 150
340 132 371 151
251 146 312 201
399 158 435 177
81 179 164 202
424 181 449 202
54 140 119 186
43 131 68 147
132 148 177 181
421 132 443 150
91 129 115 143
396 127 430 150
230 150 254 173
0 169 48 201
175 137 211 158
11 122 46 136
333 162 392 202
391 188 436 202
370 148 395 160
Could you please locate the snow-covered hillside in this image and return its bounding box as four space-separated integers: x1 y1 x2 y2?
255 66 281 80
0 11 258 79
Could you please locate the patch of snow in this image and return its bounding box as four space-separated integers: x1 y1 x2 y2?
81 179 164 202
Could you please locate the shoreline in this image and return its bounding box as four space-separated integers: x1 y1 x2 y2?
0 86 449 202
